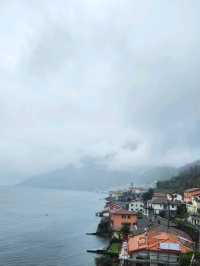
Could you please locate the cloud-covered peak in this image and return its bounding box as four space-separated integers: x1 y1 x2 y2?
0 0 200 184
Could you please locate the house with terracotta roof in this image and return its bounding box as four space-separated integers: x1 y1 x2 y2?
124 228 194 266
184 187 200 203
110 209 138 231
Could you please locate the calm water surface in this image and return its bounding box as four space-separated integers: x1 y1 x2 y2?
0 187 108 266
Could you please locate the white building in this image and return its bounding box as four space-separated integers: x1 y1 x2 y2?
167 193 183 202
186 197 200 215
186 202 197 215
173 193 183 202
147 198 178 215
128 200 144 213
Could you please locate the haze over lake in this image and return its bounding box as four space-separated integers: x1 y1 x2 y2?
0 187 107 266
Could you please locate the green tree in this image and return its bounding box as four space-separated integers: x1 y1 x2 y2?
142 188 154 202
120 223 130 236
177 204 187 219
179 253 193 266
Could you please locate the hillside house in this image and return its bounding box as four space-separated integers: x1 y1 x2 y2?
147 197 178 216
184 187 200 203
173 193 183 202
125 228 194 266
186 197 198 215
110 209 138 231
128 200 144 213
167 193 183 202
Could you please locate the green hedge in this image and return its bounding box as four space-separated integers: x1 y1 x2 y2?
107 243 121 256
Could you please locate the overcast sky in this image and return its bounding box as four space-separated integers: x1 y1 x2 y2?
0 0 200 184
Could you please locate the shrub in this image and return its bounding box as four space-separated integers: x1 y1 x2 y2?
179 253 193 266
120 223 130 236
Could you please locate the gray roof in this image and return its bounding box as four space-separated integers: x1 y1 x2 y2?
149 197 179 205
111 209 137 215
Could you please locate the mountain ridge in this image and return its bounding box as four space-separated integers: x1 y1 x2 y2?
157 160 200 193
18 163 178 191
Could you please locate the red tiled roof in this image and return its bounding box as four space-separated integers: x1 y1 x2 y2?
128 230 193 255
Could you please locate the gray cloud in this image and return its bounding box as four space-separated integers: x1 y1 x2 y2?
0 0 200 184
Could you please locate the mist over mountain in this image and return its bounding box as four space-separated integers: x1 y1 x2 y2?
20 160 200 191
157 160 200 193
179 160 200 175
19 160 178 191
0 1 199 186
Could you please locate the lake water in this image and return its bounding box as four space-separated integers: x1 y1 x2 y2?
0 187 108 266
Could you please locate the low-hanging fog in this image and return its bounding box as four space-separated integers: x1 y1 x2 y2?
0 0 200 185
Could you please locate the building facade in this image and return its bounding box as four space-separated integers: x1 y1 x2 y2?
110 209 138 231
188 215 200 226
147 198 178 216
184 188 200 203
186 197 198 215
128 200 144 213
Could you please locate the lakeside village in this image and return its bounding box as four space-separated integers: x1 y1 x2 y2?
90 184 200 266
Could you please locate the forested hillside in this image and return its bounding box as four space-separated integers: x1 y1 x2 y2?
157 161 200 193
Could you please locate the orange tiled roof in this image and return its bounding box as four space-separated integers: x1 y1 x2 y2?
128 230 193 255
